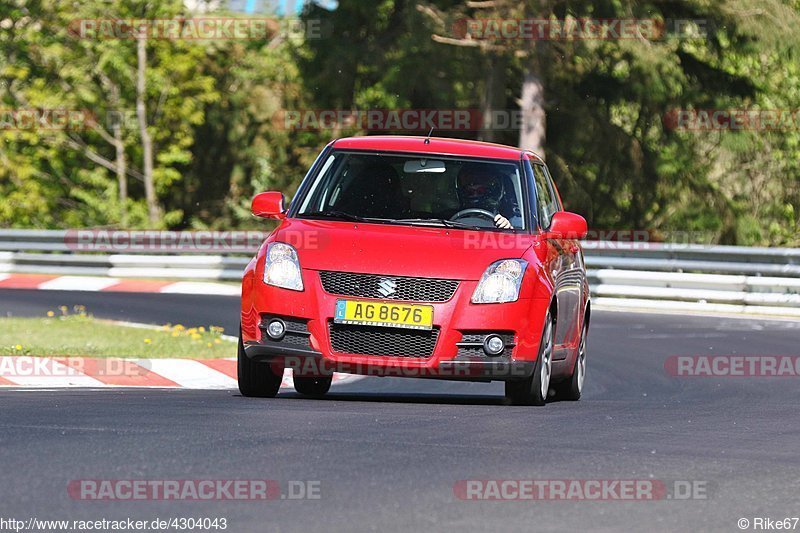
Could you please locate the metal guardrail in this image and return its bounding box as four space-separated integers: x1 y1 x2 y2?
0 251 248 280
0 230 798 311
584 242 800 277
588 269 800 307
0 230 75 252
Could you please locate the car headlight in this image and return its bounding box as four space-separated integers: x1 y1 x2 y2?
471 259 528 304
263 242 304 291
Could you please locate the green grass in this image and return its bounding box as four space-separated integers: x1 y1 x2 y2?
0 312 235 358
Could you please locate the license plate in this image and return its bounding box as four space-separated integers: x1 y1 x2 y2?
334 300 434 330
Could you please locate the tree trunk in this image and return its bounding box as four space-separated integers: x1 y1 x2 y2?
113 123 128 227
480 54 506 143
518 65 546 157
108 83 128 227
136 37 159 225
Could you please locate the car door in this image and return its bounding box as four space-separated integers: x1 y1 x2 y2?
530 162 582 361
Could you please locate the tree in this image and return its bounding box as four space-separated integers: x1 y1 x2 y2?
416 0 799 242
1 0 797 245
0 0 219 228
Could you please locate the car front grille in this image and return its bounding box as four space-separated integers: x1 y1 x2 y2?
329 322 440 358
318 271 459 303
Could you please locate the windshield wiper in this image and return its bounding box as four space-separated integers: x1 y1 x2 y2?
300 210 379 223
390 218 482 230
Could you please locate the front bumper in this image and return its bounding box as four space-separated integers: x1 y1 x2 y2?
242 270 547 382
243 342 535 381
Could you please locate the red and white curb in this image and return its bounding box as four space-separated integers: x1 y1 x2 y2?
0 274 238 296
0 357 364 389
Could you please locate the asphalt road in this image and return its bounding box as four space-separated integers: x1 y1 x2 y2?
1 289 799 532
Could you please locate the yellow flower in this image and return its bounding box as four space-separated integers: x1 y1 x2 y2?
191 333 202 340
47 311 55 317
173 324 185 331
171 332 180 337
207 343 213 348
144 338 152 344
15 344 22 351
198 326 205 333
213 339 221 344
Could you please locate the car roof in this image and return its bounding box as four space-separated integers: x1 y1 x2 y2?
331 136 543 163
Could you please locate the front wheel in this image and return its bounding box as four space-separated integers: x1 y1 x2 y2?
237 328 283 398
505 311 554 406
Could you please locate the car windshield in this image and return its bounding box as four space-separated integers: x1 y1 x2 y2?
295 151 526 230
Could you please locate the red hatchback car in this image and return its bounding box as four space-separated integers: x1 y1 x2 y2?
239 136 590 405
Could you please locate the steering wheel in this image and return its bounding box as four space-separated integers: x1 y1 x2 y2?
450 208 496 222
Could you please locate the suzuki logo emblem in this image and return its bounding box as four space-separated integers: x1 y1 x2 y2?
377 278 398 297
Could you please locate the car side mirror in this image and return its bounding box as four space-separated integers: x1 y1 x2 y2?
251 192 286 220
546 211 587 239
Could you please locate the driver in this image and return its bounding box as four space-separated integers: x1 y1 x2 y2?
455 163 518 229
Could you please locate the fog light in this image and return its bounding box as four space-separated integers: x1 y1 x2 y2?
266 319 286 340
483 335 505 356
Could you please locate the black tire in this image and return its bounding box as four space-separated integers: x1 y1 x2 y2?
505 311 555 406
293 376 332 398
553 318 588 401
237 329 283 398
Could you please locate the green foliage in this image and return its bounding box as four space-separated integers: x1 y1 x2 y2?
298 0 799 245
0 0 797 246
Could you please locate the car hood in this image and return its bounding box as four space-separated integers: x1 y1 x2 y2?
275 218 534 281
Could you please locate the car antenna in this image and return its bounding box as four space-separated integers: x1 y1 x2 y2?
424 127 434 144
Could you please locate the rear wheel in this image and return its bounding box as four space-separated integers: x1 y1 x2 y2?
237 328 283 398
505 311 554 406
294 376 332 398
553 318 588 401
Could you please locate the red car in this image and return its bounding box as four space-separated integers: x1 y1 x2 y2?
239 136 590 406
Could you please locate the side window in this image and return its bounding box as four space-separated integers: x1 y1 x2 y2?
542 165 563 211
532 163 558 229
